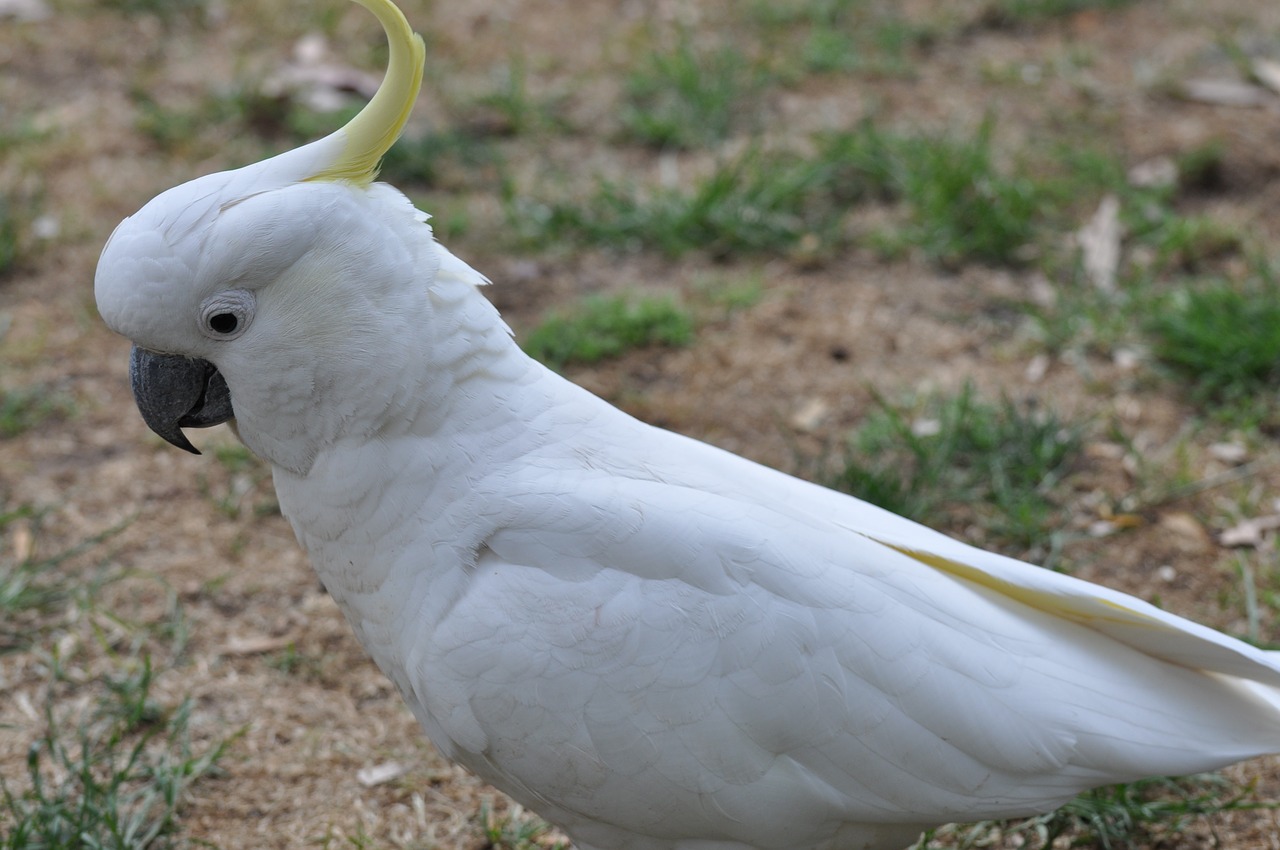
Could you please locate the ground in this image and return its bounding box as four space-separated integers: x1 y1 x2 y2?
4 0 1280 847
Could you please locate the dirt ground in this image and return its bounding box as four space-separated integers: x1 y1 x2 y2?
4 0 1280 847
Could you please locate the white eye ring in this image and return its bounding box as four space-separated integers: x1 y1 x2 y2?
198 290 255 341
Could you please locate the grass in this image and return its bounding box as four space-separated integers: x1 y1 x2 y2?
521 294 695 370
920 773 1275 849
827 384 1084 556
467 57 566 138
0 505 129 653
981 0 1138 27
1 501 230 849
0 382 75 439
514 146 840 258
479 805 569 850
858 118 1051 267
1146 276 1280 418
380 128 502 190
0 195 21 276
747 0 933 77
1 657 234 850
519 118 1058 266
620 34 768 150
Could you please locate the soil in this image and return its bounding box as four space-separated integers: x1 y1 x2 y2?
4 0 1280 847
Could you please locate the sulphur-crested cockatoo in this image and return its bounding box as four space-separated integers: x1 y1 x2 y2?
95 2 1280 848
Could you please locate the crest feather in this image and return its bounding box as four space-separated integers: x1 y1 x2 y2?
308 0 425 185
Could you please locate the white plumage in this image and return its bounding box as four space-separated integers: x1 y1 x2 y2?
94 2 1280 849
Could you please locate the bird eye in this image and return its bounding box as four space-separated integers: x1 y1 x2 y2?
198 290 255 340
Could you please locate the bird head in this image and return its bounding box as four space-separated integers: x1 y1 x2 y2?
95 0 428 469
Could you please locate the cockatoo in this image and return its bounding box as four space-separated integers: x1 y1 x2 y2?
95 2 1280 848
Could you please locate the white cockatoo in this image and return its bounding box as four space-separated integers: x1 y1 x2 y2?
95 2 1280 849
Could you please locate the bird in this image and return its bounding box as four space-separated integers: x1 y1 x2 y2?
94 2 1280 849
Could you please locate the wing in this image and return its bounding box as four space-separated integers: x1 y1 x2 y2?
406 447 1280 849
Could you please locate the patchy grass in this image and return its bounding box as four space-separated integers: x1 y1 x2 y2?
1146 277 1280 418
827 384 1084 556
0 196 22 276
981 0 1138 27
0 505 128 653
467 57 566 138
867 119 1051 267
519 118 1062 265
480 804 569 850
515 147 839 258
0 502 227 850
521 294 695 370
380 128 502 190
920 773 1276 849
0 382 74 439
1 657 234 850
747 0 933 76
620 34 768 150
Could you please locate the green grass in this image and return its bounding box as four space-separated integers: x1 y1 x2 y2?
1146 277 1280 418
522 294 695 370
479 804 569 850
621 34 768 150
981 0 1137 27
380 128 502 190
514 146 841 258
1 656 234 850
747 0 931 76
517 118 1057 266
0 195 21 276
1 499 230 849
920 773 1275 849
827 384 1084 556
466 57 566 138
0 382 75 439
861 118 1050 267
0 505 128 653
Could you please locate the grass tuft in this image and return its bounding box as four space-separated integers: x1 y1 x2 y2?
1 658 234 850
0 382 75 439
621 34 767 150
920 773 1277 849
1147 278 1280 415
0 505 129 653
522 295 695 371
828 384 1083 555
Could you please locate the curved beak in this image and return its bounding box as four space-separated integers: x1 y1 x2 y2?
129 346 234 454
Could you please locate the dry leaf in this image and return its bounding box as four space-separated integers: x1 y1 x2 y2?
789 398 829 433
220 634 295 656
1025 353 1049 383
1252 58 1280 95
1159 511 1210 552
1180 78 1272 108
1220 514 1280 548
1076 195 1121 292
357 761 411 787
1207 442 1248 464
0 0 50 21
1127 157 1177 189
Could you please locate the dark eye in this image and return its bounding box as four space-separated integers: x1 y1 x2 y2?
208 313 238 335
198 290 255 341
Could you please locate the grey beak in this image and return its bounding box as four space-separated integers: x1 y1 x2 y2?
129 345 234 454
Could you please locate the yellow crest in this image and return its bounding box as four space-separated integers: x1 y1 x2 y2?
308 0 426 185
